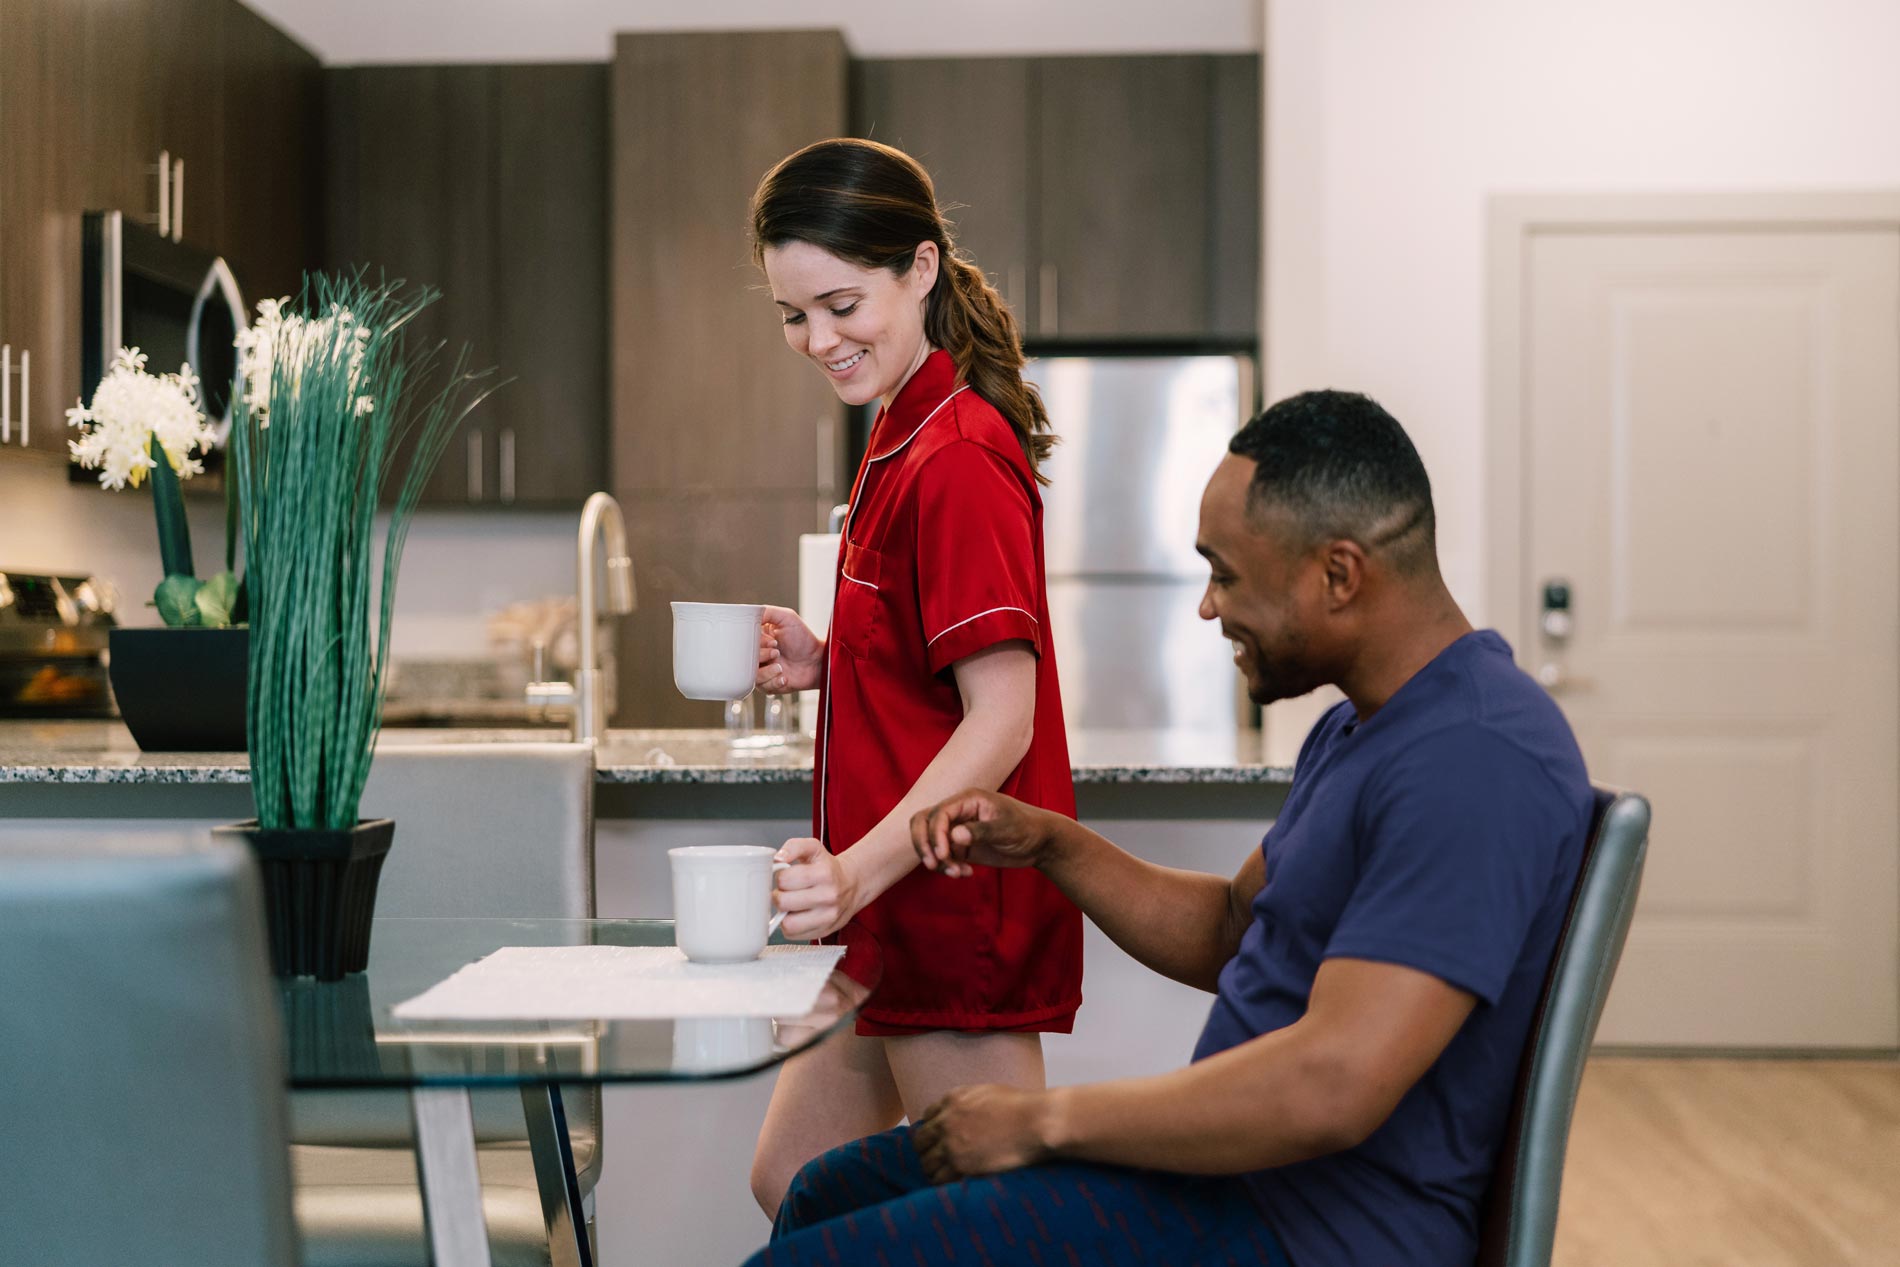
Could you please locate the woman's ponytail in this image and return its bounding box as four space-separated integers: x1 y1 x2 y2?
751 138 1057 482
927 251 1055 482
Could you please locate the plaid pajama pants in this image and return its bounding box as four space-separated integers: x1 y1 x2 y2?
742 1126 1295 1267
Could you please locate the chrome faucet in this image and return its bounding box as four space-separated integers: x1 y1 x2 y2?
527 492 634 741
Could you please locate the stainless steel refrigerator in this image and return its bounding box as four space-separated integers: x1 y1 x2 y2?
1024 353 1254 732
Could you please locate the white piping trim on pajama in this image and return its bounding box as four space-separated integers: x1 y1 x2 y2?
926 606 1039 648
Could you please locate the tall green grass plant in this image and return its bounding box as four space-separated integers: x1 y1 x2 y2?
231 276 498 830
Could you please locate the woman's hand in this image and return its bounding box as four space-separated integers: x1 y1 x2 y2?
773 837 861 940
909 789 1053 878
911 1084 1059 1183
757 604 825 694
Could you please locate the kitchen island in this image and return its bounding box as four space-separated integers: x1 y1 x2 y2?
0 719 1294 1266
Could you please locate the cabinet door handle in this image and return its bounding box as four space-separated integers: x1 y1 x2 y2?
499 427 515 504
18 349 26 447
1038 263 1059 336
171 156 185 243
154 150 171 238
467 431 484 501
815 413 835 495
2 345 11 445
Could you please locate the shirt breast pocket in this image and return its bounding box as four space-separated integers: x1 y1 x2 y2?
833 542 885 659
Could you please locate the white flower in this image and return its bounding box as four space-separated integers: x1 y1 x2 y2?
65 347 216 490
235 296 375 427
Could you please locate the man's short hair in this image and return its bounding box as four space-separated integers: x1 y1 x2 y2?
1228 390 1437 575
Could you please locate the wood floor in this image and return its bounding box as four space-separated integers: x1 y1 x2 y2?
1554 1057 1900 1266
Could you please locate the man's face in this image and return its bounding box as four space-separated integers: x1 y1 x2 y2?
1196 454 1332 706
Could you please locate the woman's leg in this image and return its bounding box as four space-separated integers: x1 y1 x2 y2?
750 1027 905 1217
883 1030 1046 1121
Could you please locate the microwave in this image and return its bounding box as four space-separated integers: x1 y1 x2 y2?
80 210 248 448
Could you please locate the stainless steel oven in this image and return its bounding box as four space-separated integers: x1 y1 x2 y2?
0 571 118 719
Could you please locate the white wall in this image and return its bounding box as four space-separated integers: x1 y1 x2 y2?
1265 0 1900 622
240 0 1261 63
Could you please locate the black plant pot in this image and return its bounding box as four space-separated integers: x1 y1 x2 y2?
108 626 249 751
214 818 395 980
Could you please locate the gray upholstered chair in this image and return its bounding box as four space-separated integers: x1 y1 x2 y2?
1477 787 1652 1267
291 741 599 1267
0 843 300 1265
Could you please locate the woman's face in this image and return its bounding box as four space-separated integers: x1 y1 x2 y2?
764 240 938 410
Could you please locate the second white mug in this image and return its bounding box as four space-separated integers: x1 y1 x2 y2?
669 844 789 963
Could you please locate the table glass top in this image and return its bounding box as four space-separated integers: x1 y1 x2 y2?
282 918 879 1089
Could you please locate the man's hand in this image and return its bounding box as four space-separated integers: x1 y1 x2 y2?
773 837 860 940
911 1084 1059 1184
908 789 1053 878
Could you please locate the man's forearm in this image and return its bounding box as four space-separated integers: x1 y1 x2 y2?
1036 817 1246 992
1039 1027 1350 1174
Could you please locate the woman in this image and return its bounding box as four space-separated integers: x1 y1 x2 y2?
746 138 1082 1216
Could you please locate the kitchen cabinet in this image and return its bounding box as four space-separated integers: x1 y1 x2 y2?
612 30 849 726
0 0 81 458
0 0 319 464
852 53 1260 344
325 63 607 509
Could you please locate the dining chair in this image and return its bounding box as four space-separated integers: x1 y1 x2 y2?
0 842 300 1265
1476 787 1652 1267
290 741 599 1267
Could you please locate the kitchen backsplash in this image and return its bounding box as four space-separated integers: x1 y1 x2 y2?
1 461 575 661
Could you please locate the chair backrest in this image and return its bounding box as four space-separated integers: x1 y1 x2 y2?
1476 788 1652 1267
0 843 299 1266
364 741 597 919
292 741 600 1157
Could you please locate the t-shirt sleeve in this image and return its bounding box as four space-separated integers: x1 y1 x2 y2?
913 438 1043 675
1323 728 1574 1006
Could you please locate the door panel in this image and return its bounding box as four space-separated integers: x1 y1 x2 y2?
1525 227 1900 1047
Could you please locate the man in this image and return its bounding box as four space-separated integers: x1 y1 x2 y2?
744 390 1594 1267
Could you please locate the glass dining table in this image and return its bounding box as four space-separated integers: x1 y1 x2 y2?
279 917 881 1267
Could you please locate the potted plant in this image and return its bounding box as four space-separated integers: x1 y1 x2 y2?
214 275 498 979
67 349 249 750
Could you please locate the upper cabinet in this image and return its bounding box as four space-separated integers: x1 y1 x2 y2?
0 0 319 463
324 63 608 508
853 54 1260 344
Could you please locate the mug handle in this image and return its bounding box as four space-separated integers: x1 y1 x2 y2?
767 859 792 935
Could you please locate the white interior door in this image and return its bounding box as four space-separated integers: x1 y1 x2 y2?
1522 225 1900 1048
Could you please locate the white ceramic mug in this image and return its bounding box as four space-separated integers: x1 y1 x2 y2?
669 845 789 963
671 602 765 700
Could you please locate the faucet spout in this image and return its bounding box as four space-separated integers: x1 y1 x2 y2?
575 491 634 741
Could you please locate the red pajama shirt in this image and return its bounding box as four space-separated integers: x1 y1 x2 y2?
816 349 1082 1036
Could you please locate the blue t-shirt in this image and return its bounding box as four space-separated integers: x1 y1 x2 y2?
1193 630 1592 1267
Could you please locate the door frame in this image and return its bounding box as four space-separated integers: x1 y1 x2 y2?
1483 190 1900 650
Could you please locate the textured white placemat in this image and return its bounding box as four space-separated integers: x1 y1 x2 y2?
391 944 846 1020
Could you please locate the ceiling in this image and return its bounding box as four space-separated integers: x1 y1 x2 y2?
239 0 1262 64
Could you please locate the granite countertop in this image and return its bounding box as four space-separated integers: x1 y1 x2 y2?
0 721 1293 786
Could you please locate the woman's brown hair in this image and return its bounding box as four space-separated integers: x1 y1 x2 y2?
750 138 1055 482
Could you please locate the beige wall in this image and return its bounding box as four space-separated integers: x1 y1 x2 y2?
1264 0 1900 619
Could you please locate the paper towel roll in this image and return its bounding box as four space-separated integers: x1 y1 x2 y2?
797 533 841 738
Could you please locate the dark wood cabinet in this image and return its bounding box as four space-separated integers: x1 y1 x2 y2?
0 0 84 457
220 2 321 305
612 30 849 725
1036 56 1213 341
852 53 1260 344
325 63 606 509
1 0 319 464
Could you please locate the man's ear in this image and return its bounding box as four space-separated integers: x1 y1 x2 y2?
1321 539 1368 610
